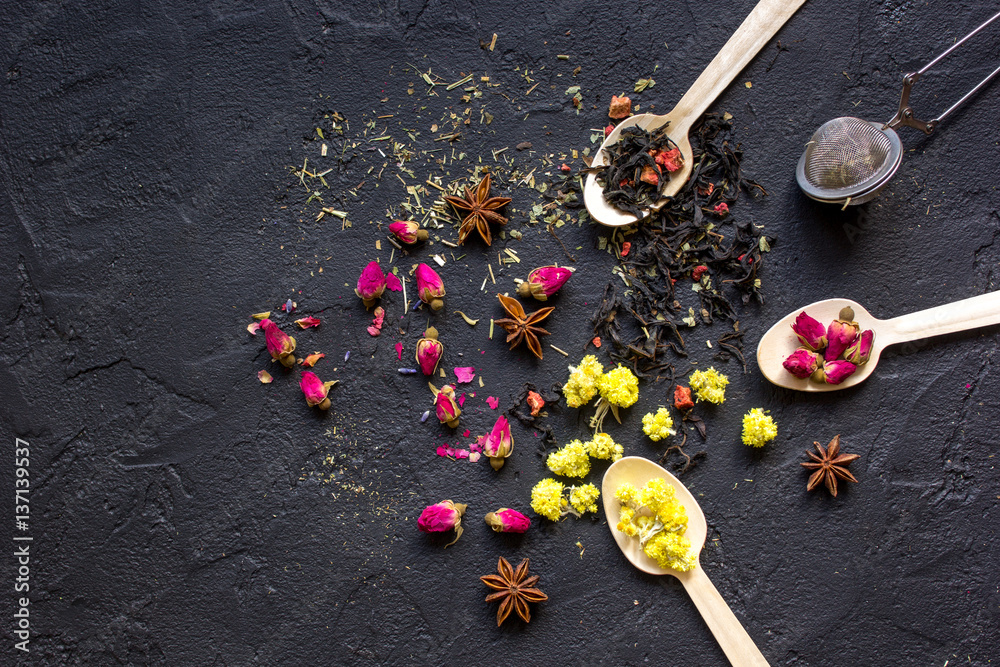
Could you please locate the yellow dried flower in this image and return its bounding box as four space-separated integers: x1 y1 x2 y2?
689 367 729 404
644 531 696 571
563 355 604 408
569 483 600 514
742 408 777 448
641 407 675 441
586 432 623 461
530 478 565 521
597 364 639 407
546 439 591 478
614 478 693 571
615 482 638 504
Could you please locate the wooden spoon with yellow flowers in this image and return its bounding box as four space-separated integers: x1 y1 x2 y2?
444 173 512 246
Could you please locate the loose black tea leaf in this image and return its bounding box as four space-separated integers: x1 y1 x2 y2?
586 124 683 218
591 114 773 380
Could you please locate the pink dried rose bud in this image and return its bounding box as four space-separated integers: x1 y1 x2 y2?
608 94 632 119
825 306 860 361
415 263 446 311
435 384 461 428
388 220 428 245
355 260 387 308
484 508 531 534
481 415 513 470
812 359 857 385
845 329 875 365
300 370 337 409
418 499 467 547
791 311 828 352
415 326 444 376
783 348 821 379
517 266 574 301
260 319 297 367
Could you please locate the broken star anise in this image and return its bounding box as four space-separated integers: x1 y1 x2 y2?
444 173 511 246
494 294 554 360
480 556 548 626
801 434 860 497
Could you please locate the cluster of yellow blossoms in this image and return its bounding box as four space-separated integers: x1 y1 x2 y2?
615 478 695 571
741 407 778 448
530 478 600 521
641 408 675 441
688 367 729 404
563 356 639 410
546 433 624 478
562 355 605 408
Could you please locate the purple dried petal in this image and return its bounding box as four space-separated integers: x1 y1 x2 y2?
420 410 431 423
398 368 418 374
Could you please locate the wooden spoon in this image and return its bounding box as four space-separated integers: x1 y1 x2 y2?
602 457 770 666
757 293 1000 391
583 0 807 227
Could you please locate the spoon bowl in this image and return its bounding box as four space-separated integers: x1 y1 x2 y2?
757 292 1000 392
583 0 807 227
603 457 770 666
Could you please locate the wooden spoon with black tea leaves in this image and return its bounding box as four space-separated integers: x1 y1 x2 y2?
584 0 808 227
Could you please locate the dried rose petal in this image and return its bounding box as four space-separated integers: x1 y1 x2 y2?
257 369 273 384
713 202 729 216
486 396 499 410
395 341 404 360
295 316 321 329
367 307 386 337
247 322 261 336
385 272 402 292
300 352 325 367
454 367 475 384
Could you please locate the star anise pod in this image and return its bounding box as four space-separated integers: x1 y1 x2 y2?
444 173 511 246
494 294 554 360
801 434 860 497
480 556 548 626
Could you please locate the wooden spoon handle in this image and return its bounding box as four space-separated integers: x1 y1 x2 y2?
881 290 1000 345
680 567 770 666
672 0 807 130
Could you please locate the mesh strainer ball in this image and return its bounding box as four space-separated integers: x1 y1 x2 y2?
795 117 903 206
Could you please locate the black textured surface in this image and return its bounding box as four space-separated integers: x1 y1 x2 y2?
2 1 999 665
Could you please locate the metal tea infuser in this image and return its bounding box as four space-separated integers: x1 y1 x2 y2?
796 10 1000 207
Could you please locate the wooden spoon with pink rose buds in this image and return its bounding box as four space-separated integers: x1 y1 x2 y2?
603 457 770 666
583 0 807 227
757 293 1000 392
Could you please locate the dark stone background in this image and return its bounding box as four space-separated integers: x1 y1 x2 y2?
2 1 998 665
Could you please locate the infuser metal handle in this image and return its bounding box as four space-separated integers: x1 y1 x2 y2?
885 9 1000 135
